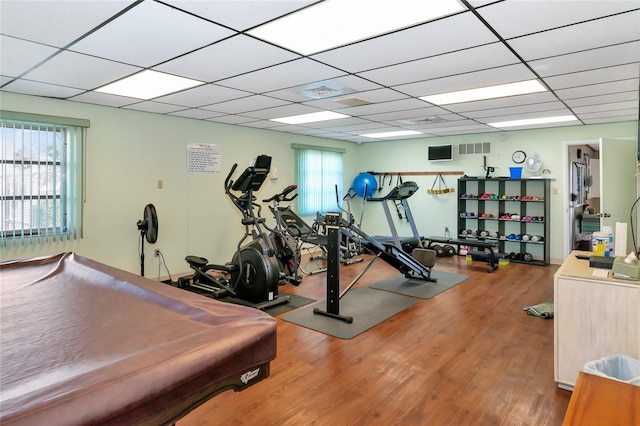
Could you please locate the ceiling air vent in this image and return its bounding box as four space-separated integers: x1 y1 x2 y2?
333 97 374 107
296 80 355 100
397 116 443 125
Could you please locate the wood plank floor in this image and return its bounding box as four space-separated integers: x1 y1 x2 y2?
178 254 572 426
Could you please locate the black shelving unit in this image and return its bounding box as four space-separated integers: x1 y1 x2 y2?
457 177 550 266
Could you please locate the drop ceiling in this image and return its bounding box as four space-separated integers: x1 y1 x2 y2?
1 0 638 143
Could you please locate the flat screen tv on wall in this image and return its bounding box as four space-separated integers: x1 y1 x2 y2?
428 144 453 161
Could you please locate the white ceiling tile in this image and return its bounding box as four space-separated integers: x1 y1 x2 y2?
297 117 373 129
1 1 638 142
556 79 639 100
239 119 284 129
478 108 577 124
69 91 141 108
163 0 317 31
544 64 640 90
461 101 568 119
168 109 219 120
508 10 640 61
476 1 640 38
530 41 640 77
69 1 235 67
0 36 59 78
444 92 559 113
467 0 502 7
396 64 536 97
582 115 638 125
338 98 428 116
233 103 322 120
154 35 300 83
330 122 387 132
0 1 136 47
217 59 345 94
301 88 408 110
565 91 639 108
359 42 520 87
22 50 141 90
2 79 84 98
358 107 455 123
266 75 383 102
386 116 466 127
578 108 639 120
202 95 290 114
209 115 261 125
311 12 499 73
423 124 496 134
573 100 639 114
123 102 187 114
154 84 252 108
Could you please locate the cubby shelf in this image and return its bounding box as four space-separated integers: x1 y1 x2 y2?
457 177 550 266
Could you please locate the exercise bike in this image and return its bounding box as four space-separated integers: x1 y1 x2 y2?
176 155 290 309
262 184 303 286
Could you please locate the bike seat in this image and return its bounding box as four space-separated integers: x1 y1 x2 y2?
185 255 208 268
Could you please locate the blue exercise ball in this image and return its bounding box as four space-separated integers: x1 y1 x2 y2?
352 173 378 198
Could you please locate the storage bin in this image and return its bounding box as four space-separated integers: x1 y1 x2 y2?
583 354 640 386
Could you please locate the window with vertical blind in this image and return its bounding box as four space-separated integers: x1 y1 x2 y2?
292 144 344 216
0 111 88 244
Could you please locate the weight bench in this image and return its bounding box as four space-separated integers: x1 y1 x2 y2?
425 236 500 272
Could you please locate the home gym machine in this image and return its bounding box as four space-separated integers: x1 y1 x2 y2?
313 191 438 324
367 180 423 254
313 211 353 323
176 155 290 309
321 185 437 284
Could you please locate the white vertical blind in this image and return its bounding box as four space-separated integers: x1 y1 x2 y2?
0 112 87 245
293 144 344 216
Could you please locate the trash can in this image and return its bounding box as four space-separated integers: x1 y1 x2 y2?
583 354 640 386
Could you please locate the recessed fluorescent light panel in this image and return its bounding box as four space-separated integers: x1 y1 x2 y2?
421 80 547 105
362 130 422 138
271 111 350 124
248 0 466 55
95 70 204 99
488 115 578 128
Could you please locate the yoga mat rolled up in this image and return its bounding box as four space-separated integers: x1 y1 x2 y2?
615 222 628 256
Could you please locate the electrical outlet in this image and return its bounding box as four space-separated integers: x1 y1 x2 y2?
154 249 161 257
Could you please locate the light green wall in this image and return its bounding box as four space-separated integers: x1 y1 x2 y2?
1 91 637 274
0 92 359 276
355 123 637 264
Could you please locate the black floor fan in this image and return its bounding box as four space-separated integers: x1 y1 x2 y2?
137 204 158 276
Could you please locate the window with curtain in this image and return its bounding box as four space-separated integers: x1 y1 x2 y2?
293 144 344 216
0 111 88 244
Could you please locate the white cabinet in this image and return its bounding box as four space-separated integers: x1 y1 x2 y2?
554 251 640 390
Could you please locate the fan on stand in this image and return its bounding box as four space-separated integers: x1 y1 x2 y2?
525 152 544 177
137 204 158 276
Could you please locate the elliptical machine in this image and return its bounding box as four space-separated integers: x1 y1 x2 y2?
177 155 290 309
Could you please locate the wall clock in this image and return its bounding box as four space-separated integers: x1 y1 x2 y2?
512 150 526 164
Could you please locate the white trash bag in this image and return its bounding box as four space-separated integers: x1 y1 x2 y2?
583 354 640 386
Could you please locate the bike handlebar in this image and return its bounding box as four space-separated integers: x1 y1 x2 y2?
263 184 298 203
